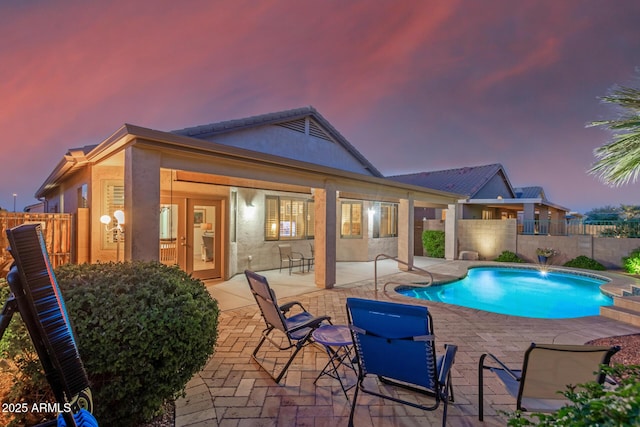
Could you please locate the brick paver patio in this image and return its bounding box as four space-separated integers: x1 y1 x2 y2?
176 268 640 427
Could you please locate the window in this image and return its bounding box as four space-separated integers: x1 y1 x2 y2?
341 201 362 238
482 210 494 220
372 202 398 238
77 184 88 208
103 181 124 245
265 196 314 240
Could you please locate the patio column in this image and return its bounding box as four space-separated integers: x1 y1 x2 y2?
522 203 535 235
124 145 161 262
551 209 566 235
445 203 458 260
314 184 337 289
397 195 414 270
539 205 550 235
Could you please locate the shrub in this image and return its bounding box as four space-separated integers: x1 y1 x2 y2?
563 256 606 271
2 262 220 427
507 364 640 426
422 230 445 258
623 248 640 275
494 251 524 263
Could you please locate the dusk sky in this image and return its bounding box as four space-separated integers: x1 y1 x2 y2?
2 0 639 213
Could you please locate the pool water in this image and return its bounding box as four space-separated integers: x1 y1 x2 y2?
397 267 612 319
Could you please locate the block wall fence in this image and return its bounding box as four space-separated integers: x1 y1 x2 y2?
425 219 640 269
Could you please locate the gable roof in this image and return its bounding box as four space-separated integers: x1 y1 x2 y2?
388 163 513 198
172 106 383 177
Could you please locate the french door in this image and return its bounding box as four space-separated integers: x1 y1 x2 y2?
159 197 222 280
187 199 222 279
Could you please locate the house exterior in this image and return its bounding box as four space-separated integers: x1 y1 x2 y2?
36 107 461 288
390 164 570 234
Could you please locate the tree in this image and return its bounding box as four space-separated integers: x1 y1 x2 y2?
584 205 620 221
620 204 640 220
589 71 640 186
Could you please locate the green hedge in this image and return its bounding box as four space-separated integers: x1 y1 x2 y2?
494 250 524 263
623 248 640 274
563 256 606 271
1 262 219 427
422 230 445 258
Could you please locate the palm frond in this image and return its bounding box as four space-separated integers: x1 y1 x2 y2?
588 74 640 186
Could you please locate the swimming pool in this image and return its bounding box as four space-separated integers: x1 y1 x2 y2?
396 267 612 318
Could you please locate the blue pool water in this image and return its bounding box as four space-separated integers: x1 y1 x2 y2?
397 267 612 318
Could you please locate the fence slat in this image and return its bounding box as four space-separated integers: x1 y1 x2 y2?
0 213 72 277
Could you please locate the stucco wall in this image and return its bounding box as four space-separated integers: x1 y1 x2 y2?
474 172 511 199
205 124 375 176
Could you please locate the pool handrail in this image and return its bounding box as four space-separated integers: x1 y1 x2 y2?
374 253 434 294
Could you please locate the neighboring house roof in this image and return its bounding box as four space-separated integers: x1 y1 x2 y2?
514 186 546 200
172 106 383 177
388 163 513 198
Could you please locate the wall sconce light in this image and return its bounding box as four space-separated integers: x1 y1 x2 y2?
101 209 125 262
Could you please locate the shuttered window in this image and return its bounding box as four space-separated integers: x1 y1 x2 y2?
265 196 279 240
265 196 314 241
103 181 124 245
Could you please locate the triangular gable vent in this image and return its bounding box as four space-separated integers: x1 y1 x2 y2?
276 118 334 142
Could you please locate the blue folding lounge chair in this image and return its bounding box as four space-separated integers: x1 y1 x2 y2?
478 343 620 421
245 270 331 383
346 298 457 427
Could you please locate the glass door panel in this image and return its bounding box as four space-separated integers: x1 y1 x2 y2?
188 199 222 280
159 203 178 265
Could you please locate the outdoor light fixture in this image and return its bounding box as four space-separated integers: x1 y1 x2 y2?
101 209 125 261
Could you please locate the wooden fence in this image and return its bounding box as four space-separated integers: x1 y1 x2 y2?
0 212 73 277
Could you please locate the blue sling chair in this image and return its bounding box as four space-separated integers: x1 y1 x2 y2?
346 298 457 427
245 270 331 383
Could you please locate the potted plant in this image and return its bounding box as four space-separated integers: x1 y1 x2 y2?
536 247 557 264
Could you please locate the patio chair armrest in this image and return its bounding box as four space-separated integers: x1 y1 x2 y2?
289 251 305 260
438 344 458 384
604 375 618 386
288 315 331 333
279 301 306 314
479 352 521 382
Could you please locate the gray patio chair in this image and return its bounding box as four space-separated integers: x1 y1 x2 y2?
478 343 620 421
278 244 304 274
245 270 331 383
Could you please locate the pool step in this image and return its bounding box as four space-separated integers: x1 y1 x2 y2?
600 296 640 327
